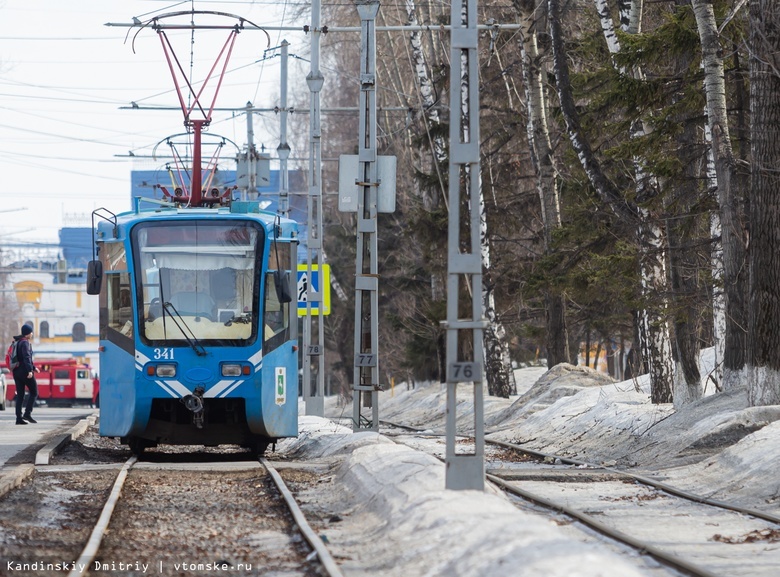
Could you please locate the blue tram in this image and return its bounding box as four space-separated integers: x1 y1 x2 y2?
86 201 299 455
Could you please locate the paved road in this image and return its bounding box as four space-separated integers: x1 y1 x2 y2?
0 406 97 468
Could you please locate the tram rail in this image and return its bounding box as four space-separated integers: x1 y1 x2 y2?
1 438 343 577
380 418 780 577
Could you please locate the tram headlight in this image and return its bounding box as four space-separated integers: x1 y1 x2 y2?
155 364 177 377
221 364 242 377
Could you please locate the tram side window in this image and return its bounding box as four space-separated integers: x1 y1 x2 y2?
264 242 292 352
264 272 289 352
99 242 134 345
107 273 134 338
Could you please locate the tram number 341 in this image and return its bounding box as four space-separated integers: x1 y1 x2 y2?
448 362 482 383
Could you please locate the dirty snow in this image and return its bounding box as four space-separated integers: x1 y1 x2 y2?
280 349 780 576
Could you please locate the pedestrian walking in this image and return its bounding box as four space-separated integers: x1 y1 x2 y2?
12 324 39 425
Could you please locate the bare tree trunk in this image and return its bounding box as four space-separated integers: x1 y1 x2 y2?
585 327 591 368
692 0 748 391
637 222 674 402
666 114 703 408
595 0 680 401
704 118 726 390
657 0 703 407
516 0 570 368
617 0 643 35
466 56 514 398
746 0 780 406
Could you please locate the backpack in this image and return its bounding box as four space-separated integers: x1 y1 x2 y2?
5 341 19 370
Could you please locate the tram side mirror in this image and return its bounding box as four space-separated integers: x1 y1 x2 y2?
86 260 103 295
274 270 293 304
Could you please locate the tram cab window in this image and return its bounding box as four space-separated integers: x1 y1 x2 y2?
264 242 292 353
98 241 134 346
133 221 263 344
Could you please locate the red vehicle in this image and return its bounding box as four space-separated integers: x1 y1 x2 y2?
2 358 99 407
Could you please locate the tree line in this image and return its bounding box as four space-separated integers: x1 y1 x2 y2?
288 0 780 409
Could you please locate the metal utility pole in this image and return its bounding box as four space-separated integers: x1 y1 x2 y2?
444 0 485 490
277 40 291 218
245 103 257 201
352 0 381 432
304 0 326 416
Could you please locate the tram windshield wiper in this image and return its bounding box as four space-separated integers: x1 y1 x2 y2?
162 302 207 356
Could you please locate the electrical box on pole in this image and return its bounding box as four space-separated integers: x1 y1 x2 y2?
236 152 271 193
338 155 396 213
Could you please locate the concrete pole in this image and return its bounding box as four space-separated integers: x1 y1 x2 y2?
352 0 381 431
246 103 257 200
444 0 485 490
304 0 326 416
277 40 291 218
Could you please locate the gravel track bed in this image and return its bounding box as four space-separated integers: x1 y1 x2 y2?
0 470 116 576
91 469 320 577
52 425 260 465
0 427 328 577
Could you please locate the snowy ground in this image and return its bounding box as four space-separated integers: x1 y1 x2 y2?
279 352 780 576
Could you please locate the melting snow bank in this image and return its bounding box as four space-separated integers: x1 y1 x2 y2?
662 418 780 508
321 357 780 514
279 416 647 577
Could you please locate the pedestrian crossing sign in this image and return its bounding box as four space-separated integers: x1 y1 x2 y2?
297 264 331 316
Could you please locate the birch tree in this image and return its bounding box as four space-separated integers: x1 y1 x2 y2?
405 0 446 211
549 0 674 401
594 0 685 404
456 14 514 398
691 0 748 391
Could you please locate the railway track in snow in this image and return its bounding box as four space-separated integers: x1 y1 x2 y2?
0 440 343 577
380 419 780 577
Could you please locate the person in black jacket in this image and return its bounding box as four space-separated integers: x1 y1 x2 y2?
13 324 39 425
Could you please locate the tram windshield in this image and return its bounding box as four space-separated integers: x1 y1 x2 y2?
132 221 264 344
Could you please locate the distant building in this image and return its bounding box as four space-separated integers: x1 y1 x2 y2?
5 227 99 372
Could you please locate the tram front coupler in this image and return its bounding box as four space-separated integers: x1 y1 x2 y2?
182 386 206 429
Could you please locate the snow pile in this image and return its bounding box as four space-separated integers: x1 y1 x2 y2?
281 417 647 577
488 382 672 465
662 417 780 508
284 350 780 575
375 381 515 431
488 363 618 427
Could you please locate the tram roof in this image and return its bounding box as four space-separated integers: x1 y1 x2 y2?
94 201 298 241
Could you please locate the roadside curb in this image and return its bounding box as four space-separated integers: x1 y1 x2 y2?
34 413 99 466
0 464 35 498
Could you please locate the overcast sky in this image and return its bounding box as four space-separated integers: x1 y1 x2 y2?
0 1 309 247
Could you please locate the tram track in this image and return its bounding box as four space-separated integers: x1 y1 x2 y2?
0 431 344 577
379 419 780 577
